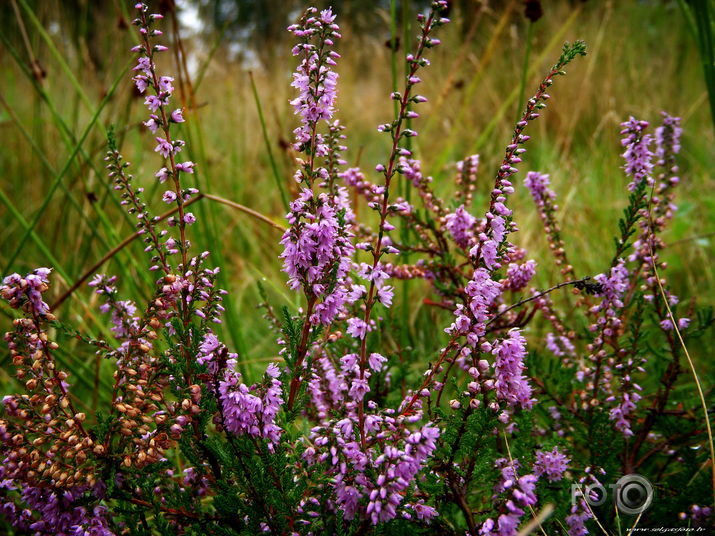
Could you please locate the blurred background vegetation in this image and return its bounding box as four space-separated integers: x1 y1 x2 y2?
0 0 713 406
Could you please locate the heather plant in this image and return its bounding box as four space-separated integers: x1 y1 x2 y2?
1 2 713 535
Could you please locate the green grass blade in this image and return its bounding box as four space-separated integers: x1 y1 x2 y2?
249 71 289 212
684 0 715 131
3 69 125 276
0 187 70 284
516 21 534 123
19 0 108 137
0 91 111 254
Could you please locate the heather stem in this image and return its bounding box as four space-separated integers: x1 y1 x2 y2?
357 5 444 449
136 8 195 385
286 296 316 411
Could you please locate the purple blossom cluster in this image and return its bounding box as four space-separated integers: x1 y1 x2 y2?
533 446 570 481
620 117 654 191
280 187 355 325
131 2 197 265
304 411 440 525
194 332 285 446
445 205 477 249
545 331 576 359
281 10 358 335
0 473 113 536
219 362 284 447
578 260 637 430
398 157 444 216
301 1 452 458
89 274 141 341
523 171 573 277
524 170 556 208
566 500 592 536
626 114 689 330
447 268 502 345
679 504 714 527
565 471 607 536
0 268 52 316
288 8 341 151
492 329 535 411
503 260 537 292
479 458 538 536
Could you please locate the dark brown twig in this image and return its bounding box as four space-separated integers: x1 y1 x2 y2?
487 277 593 326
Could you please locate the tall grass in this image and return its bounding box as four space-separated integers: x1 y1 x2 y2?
0 0 712 396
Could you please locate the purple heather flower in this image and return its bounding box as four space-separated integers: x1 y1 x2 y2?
288 8 341 149
88 273 117 295
683 504 714 526
133 56 152 74
376 284 394 307
524 171 556 207
183 213 196 225
592 259 629 316
347 317 368 339
171 108 185 123
280 186 355 325
158 76 174 93
1 268 52 315
144 115 160 133
492 329 535 410
545 332 575 358
660 317 690 331
409 501 438 522
176 161 195 173
144 94 162 112
107 300 139 338
446 267 502 346
349 377 370 402
609 400 638 436
155 167 170 182
197 332 235 376
219 362 284 446
468 233 502 271
368 352 388 372
504 260 536 291
481 458 538 536
162 190 177 204
533 446 570 481
655 112 682 164
199 333 220 357
445 205 476 249
133 74 149 93
154 137 173 158
566 501 592 536
397 157 427 187
620 117 654 191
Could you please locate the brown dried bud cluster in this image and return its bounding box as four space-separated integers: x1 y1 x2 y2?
382 262 429 280
538 208 574 279
455 154 479 207
1 318 95 488
110 356 179 468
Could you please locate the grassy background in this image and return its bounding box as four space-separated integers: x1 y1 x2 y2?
1 0 713 405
